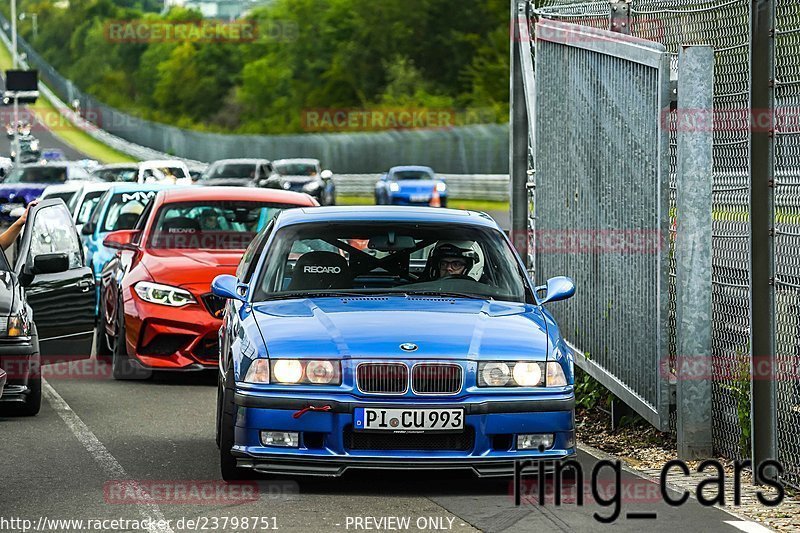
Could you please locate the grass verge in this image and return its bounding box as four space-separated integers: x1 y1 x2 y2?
0 43 136 163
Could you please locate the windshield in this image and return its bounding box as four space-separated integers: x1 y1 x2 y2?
254 222 529 303
148 201 291 250
274 163 317 176
101 190 158 232
93 167 138 182
393 170 433 181
203 163 256 180
76 191 106 225
4 167 68 184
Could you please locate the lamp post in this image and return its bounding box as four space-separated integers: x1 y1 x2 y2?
10 0 17 68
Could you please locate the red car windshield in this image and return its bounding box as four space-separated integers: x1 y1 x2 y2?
148 200 288 250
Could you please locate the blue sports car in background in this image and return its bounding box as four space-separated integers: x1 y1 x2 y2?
81 183 174 313
374 165 447 207
212 206 575 480
0 162 95 224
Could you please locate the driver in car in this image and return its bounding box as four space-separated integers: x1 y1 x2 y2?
430 242 478 280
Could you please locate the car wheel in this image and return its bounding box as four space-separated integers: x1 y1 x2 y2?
111 311 148 381
0 351 41 417
220 364 252 480
95 288 112 358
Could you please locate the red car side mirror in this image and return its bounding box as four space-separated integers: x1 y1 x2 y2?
103 230 141 251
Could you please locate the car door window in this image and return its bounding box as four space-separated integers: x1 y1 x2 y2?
236 220 274 283
76 192 105 224
28 205 82 270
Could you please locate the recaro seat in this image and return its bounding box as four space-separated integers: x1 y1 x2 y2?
288 251 352 290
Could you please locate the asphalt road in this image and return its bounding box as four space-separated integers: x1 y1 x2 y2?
0 349 753 533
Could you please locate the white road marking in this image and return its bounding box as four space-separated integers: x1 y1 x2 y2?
724 521 774 533
43 379 175 533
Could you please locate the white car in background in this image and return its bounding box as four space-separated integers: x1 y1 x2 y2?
139 160 192 185
42 182 113 230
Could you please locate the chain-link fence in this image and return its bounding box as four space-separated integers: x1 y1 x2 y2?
530 0 753 462
518 0 800 485
2 17 508 174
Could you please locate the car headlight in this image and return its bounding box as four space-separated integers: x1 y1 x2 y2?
3 310 30 337
302 181 321 193
133 281 196 307
282 182 291 190
480 362 511 386
478 361 568 387
268 359 341 385
436 182 447 192
545 361 568 386
389 182 400 192
244 359 270 384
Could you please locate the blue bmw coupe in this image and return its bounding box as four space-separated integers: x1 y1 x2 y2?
212 206 576 480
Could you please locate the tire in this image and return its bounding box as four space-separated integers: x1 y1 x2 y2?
111 311 148 380
219 364 252 480
94 288 112 358
0 351 41 417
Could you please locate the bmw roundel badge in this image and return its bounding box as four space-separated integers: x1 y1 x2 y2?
400 343 418 352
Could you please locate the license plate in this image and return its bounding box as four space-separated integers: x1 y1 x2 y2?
354 407 464 432
410 194 430 202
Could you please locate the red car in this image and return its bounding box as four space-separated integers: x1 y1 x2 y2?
96 187 318 379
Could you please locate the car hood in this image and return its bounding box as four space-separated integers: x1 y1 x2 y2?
0 270 20 316
251 296 549 360
393 179 439 193
200 178 254 187
0 184 48 202
142 249 243 291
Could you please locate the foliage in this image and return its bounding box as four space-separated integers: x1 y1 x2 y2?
9 0 510 134
574 366 611 411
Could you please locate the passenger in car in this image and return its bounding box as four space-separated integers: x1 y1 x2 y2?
0 200 36 250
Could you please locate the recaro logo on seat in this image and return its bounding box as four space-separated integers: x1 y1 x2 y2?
303 265 341 274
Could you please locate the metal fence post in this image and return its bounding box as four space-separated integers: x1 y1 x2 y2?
675 46 715 459
510 0 530 262
750 0 777 482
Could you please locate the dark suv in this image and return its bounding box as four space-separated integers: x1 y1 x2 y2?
0 199 95 415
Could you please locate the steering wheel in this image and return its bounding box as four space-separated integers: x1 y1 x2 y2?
440 274 474 281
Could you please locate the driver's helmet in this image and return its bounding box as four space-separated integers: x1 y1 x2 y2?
120 201 144 216
427 241 480 280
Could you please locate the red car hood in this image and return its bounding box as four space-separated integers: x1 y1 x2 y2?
142 248 243 292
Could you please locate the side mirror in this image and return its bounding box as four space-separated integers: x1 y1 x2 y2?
103 229 140 251
535 276 575 305
212 274 246 302
320 169 333 180
31 252 69 275
81 222 94 236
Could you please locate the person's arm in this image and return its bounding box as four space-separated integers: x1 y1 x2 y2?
0 201 36 251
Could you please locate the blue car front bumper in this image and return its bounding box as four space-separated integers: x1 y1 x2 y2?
231 390 575 477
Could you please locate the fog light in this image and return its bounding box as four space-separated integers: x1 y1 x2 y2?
260 431 299 447
517 433 555 450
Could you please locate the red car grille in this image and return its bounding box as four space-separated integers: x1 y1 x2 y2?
201 294 226 318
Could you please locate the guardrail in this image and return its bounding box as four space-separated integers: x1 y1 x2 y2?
0 27 205 167
332 174 510 201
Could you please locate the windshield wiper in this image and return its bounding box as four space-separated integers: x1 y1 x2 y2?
405 291 488 300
